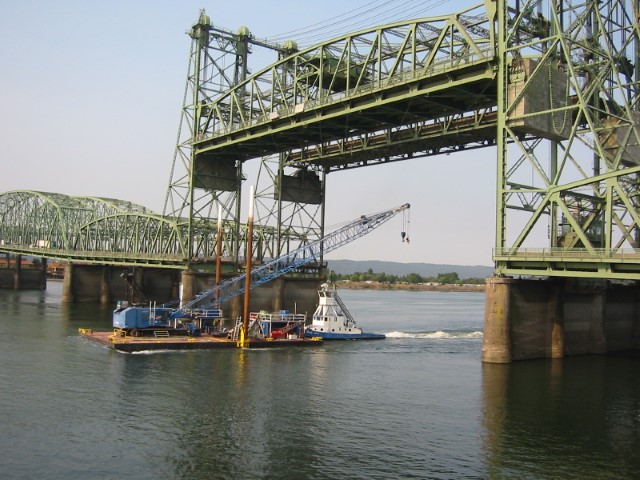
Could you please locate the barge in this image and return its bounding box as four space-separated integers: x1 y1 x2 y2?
79 328 321 353
79 303 322 353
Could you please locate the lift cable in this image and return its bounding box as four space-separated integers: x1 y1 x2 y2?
268 0 454 47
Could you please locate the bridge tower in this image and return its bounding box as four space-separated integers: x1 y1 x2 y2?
485 0 640 362
495 0 640 278
163 11 324 267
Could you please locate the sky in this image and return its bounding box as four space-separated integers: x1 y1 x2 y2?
0 0 498 267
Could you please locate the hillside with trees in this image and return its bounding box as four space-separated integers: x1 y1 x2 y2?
331 268 485 285
326 259 493 279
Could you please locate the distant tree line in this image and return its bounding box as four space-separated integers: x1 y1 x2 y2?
329 268 485 285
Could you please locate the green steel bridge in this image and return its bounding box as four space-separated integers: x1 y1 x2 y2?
2 0 640 280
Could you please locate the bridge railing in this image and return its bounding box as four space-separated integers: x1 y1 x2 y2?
494 247 640 262
0 245 186 267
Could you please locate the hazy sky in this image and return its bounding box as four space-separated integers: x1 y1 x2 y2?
0 0 497 267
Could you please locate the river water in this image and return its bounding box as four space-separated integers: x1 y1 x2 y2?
1 282 639 479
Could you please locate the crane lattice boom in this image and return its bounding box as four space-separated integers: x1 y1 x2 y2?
178 203 410 313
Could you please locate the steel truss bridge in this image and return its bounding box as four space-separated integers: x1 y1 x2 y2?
2 0 640 280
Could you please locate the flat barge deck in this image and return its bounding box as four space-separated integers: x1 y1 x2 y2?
79 330 323 353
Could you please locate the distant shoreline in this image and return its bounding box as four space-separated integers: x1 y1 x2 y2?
47 277 485 292
336 281 485 293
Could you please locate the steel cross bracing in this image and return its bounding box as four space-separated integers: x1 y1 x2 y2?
494 0 640 279
178 204 410 312
179 2 498 267
192 2 498 168
0 190 269 268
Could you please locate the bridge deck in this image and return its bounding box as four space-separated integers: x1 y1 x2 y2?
194 59 498 170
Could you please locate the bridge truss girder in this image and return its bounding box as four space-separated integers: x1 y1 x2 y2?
184 3 499 265
495 0 640 279
0 190 282 270
0 190 151 251
193 3 497 164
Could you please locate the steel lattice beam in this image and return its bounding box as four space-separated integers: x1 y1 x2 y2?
494 0 640 278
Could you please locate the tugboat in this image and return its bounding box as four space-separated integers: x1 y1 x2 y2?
305 283 385 340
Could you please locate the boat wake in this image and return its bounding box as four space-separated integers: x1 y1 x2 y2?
129 349 192 355
385 330 483 339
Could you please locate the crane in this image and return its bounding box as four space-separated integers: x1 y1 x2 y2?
113 203 410 335
175 203 410 315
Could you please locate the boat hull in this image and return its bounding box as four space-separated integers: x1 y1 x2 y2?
304 329 385 340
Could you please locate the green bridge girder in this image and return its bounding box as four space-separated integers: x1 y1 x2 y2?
493 0 640 280
0 190 280 269
0 190 150 249
193 2 498 169
2 1 640 282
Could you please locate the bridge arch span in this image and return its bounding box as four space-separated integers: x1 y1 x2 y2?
0 190 161 258
75 213 186 266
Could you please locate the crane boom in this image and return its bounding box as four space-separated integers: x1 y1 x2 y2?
178 203 410 313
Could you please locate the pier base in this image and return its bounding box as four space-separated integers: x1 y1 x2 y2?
62 264 180 304
0 255 47 291
482 277 514 363
483 277 640 363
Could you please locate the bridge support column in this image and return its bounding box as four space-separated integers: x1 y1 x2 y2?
39 258 47 290
589 288 607 355
0 255 47 290
62 262 74 303
272 278 285 312
13 254 21 290
100 266 111 304
230 295 242 324
562 281 608 356
180 271 196 306
484 278 640 362
484 277 566 363
549 282 565 359
482 277 513 364
171 280 179 301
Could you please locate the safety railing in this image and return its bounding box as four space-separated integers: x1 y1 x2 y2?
493 247 640 262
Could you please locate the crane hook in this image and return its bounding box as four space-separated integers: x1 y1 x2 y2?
401 208 410 244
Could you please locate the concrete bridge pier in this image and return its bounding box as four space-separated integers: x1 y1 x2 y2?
13 254 21 290
272 278 285 312
62 263 180 304
483 277 640 363
482 277 514 363
0 254 47 291
62 262 75 303
100 266 112 304
39 258 47 290
180 270 196 306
